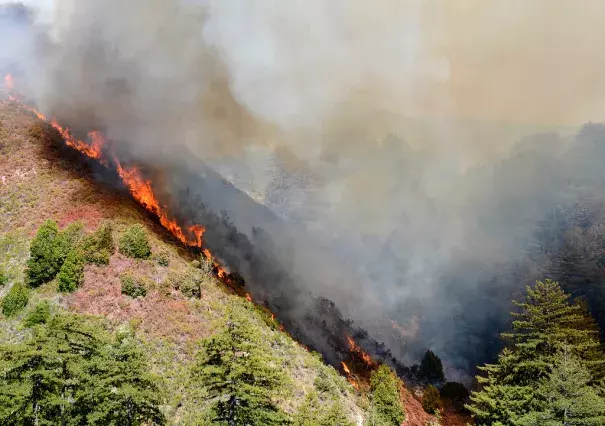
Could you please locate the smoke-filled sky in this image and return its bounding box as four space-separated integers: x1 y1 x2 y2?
4 0 605 380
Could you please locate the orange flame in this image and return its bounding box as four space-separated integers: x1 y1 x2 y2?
4 73 14 90
245 293 252 302
346 334 375 367
341 361 351 374
341 362 360 390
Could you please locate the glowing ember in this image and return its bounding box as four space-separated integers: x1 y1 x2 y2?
341 361 351 374
245 293 252 302
4 73 14 90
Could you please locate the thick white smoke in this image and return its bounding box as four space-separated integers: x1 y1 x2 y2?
4 0 605 378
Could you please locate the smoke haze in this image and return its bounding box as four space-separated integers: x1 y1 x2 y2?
4 0 605 379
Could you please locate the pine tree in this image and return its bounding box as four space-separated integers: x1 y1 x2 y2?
55 221 84 265
0 313 104 425
467 280 605 425
76 328 165 425
517 347 605 426
419 349 445 385
369 364 406 426
26 219 61 287
192 308 289 425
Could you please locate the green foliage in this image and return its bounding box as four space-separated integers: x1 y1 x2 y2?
1 283 29 317
422 385 442 414
119 224 151 259
120 274 148 298
154 250 170 267
293 391 353 426
23 300 51 327
76 327 165 425
0 312 165 425
81 221 115 266
517 347 605 425
192 307 290 425
369 365 405 426
164 269 202 298
57 249 84 293
55 221 84 264
25 219 61 287
419 350 445 385
467 280 605 425
0 270 7 286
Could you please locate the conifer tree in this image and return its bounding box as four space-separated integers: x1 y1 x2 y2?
419 349 445 385
517 347 605 426
369 364 406 426
467 280 605 425
57 249 84 293
192 308 289 425
76 328 165 425
26 219 61 287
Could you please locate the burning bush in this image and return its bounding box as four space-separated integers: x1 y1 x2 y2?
2 283 29 317
119 224 151 259
120 274 148 298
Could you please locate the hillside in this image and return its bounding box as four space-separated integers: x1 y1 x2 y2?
0 99 374 424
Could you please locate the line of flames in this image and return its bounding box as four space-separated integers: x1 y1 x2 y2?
4 75 378 392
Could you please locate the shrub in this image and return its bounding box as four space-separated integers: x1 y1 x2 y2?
370 365 406 425
57 249 84 293
0 271 8 286
24 300 51 326
163 269 202 298
26 219 61 287
422 385 442 414
120 274 147 298
119 224 151 259
2 283 29 317
81 221 115 266
56 221 84 264
154 250 170 267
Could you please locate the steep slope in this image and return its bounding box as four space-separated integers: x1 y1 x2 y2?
0 99 366 423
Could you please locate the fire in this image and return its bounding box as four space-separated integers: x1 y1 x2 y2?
341 362 360 390
4 73 14 90
245 293 252 302
346 334 375 367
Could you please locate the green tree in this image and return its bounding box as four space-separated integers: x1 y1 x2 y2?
467 280 605 425
57 249 84 293
119 224 151 259
517 347 605 426
26 219 61 287
422 385 442 414
76 328 165 425
0 313 104 425
369 364 405 426
419 349 445 385
192 308 289 425
2 283 29 317
120 274 147 298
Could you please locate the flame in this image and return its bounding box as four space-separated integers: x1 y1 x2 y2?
346 334 375 367
4 73 14 90
341 362 360 390
341 361 351 374
245 293 252 302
